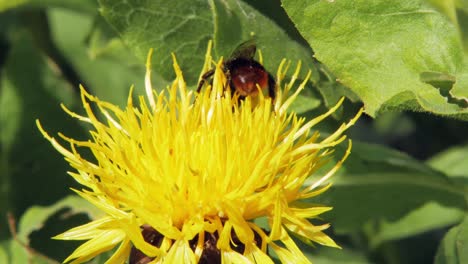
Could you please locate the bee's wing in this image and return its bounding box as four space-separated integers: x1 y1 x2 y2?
230 39 256 59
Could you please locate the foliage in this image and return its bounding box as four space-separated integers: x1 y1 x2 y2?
0 0 467 263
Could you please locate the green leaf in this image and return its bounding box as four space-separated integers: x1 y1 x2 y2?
303 247 371 264
47 8 148 106
0 0 97 13
368 202 464 249
313 142 467 233
450 70 468 107
358 138 468 250
427 0 458 24
209 0 317 81
98 0 213 84
98 0 318 87
17 196 102 262
17 196 102 242
435 216 468 264
10 195 129 263
85 16 136 62
0 30 85 235
1 238 58 264
289 94 321 114
282 0 468 118
427 144 468 178
0 243 8 264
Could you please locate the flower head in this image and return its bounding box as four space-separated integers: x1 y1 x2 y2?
37 42 362 263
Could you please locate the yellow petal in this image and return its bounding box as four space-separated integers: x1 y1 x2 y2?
64 229 125 263
164 240 197 264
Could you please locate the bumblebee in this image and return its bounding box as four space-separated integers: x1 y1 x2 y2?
197 40 276 101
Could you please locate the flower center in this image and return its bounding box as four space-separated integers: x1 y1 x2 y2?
129 224 264 264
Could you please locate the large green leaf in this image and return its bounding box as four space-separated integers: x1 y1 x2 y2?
17 196 102 243
456 1 468 53
361 144 468 248
282 0 468 118
367 202 464 249
427 144 468 178
98 0 317 88
313 142 467 233
0 30 85 236
0 0 97 13
435 215 468 264
427 0 457 24
303 247 371 264
0 196 106 263
0 239 57 264
47 8 147 106
18 196 103 262
98 0 213 84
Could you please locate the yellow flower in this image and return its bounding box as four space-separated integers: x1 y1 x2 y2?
37 42 362 264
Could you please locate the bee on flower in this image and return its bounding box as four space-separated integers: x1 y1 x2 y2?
37 41 362 264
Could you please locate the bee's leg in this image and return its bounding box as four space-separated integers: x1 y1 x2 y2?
226 71 241 102
225 70 234 95
267 73 276 102
196 69 215 93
